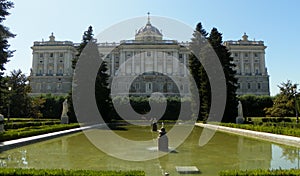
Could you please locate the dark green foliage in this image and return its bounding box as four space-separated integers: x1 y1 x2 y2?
264 80 298 117
219 169 300 175
72 25 94 69
67 92 77 123
2 70 32 118
188 23 211 121
5 120 60 129
95 55 112 123
112 96 191 121
189 23 238 122
38 94 65 119
0 168 145 176
0 0 15 114
261 117 292 123
0 123 79 142
208 28 238 122
68 26 95 123
239 95 273 117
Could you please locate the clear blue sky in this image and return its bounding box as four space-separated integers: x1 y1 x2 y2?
3 0 300 96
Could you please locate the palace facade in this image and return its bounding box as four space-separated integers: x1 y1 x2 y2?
29 18 270 96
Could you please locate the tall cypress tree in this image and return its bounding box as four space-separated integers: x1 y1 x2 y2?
72 26 94 69
95 58 112 122
68 26 95 122
208 28 238 122
0 0 15 114
189 23 211 121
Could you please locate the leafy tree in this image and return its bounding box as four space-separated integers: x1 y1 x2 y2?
4 70 32 119
0 0 15 114
207 28 238 122
39 94 65 119
29 96 45 119
264 80 298 117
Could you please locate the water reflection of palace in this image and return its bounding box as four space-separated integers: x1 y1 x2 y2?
237 136 272 170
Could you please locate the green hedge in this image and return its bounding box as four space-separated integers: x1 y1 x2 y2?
0 124 80 142
5 121 61 129
0 168 145 176
220 123 300 137
220 169 300 175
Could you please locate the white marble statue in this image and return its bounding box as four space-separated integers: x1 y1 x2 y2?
61 99 69 124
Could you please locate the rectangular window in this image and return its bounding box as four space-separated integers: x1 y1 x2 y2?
59 53 64 57
248 83 251 89
147 51 151 57
245 53 248 58
258 83 261 89
50 53 54 58
234 53 238 57
167 83 173 91
237 83 241 89
135 83 140 90
39 53 44 58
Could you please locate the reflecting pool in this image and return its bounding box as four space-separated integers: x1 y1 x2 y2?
1 125 299 175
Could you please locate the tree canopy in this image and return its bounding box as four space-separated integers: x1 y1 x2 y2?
264 80 299 117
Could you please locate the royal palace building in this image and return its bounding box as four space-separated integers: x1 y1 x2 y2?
29 17 270 96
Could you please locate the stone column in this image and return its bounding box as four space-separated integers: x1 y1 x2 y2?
120 51 125 75
163 52 166 74
64 54 68 76
261 52 266 75
111 54 115 76
240 52 244 75
43 56 47 75
173 51 178 75
154 51 157 72
32 53 38 75
54 57 57 76
141 51 145 73
250 52 255 75
183 53 187 76
131 52 135 75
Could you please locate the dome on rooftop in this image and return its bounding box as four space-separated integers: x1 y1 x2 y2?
135 13 163 41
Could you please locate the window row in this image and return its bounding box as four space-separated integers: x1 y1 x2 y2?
233 52 261 58
238 82 262 89
39 52 64 58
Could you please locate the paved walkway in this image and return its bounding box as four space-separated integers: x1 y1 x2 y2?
0 124 102 151
196 123 300 148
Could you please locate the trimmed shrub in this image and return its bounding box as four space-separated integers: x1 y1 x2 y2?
220 123 300 137
220 169 300 175
5 121 60 130
0 124 80 142
239 95 273 117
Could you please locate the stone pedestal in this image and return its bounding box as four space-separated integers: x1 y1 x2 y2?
0 114 4 132
236 116 244 124
61 115 69 124
158 135 168 152
152 122 157 131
